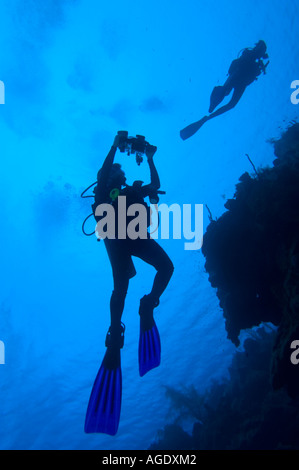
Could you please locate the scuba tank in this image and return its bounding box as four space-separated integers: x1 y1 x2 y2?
81 180 165 238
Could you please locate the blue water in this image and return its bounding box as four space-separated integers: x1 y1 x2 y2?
0 0 298 450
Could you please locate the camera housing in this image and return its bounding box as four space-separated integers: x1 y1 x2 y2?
117 131 151 165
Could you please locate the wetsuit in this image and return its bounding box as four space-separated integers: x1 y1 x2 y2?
93 145 174 331
209 48 268 114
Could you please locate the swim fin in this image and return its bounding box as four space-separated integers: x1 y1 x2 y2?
84 324 125 435
138 295 161 377
180 116 209 140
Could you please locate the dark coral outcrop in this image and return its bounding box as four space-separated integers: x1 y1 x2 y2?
149 327 299 450
202 123 299 397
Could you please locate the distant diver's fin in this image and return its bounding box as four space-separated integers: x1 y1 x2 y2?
84 324 125 435
138 295 161 377
180 116 209 140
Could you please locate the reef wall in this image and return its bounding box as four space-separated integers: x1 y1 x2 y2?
202 122 299 397
149 327 299 450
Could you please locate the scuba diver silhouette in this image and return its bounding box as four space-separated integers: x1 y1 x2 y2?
180 40 269 140
84 132 174 435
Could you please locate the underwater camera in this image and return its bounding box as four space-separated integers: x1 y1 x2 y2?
117 130 156 166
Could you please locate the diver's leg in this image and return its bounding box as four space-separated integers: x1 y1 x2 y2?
209 86 226 113
180 83 244 140
208 79 233 113
130 238 174 304
104 239 133 343
207 85 246 120
109 275 129 340
135 239 172 376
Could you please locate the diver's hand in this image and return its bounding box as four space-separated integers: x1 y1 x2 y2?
112 134 120 149
146 144 157 160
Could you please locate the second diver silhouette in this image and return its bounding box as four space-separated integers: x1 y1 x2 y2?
84 132 174 435
180 40 269 140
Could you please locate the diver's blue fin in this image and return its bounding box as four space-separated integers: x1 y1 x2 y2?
84 348 122 435
84 324 125 435
138 295 161 377
139 319 161 377
180 116 208 140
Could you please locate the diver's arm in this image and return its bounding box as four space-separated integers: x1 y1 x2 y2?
97 135 119 188
257 59 269 75
146 145 160 189
138 145 160 200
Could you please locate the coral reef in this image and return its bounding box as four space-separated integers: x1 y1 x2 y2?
202 123 299 397
149 327 299 450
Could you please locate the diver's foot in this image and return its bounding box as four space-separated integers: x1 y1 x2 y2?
180 116 209 140
105 322 125 350
139 295 159 331
195 116 209 128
